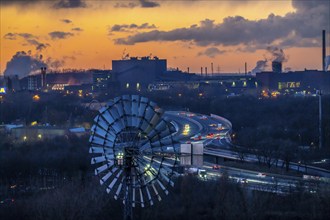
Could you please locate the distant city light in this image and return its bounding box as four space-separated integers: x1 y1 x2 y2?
0 87 6 94
32 95 40 101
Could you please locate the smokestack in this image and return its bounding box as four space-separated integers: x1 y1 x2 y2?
41 67 47 89
187 67 190 73
244 62 247 76
205 67 207 76
211 63 214 76
201 67 203 76
322 30 326 71
272 61 282 73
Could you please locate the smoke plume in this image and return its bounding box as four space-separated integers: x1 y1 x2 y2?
4 51 47 79
266 46 287 62
251 47 288 74
251 60 267 75
325 55 330 71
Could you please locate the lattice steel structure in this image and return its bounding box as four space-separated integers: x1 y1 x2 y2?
89 95 179 220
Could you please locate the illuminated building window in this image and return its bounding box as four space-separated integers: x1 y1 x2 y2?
232 82 236 87
278 82 301 90
243 81 247 87
136 83 140 90
126 83 130 89
278 82 285 90
255 82 258 87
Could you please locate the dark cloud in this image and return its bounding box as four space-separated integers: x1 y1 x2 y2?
114 0 159 8
140 0 160 8
4 51 47 79
0 0 39 7
114 0 329 49
3 33 17 40
49 31 74 40
72 27 83 32
18 33 35 39
53 0 86 9
25 39 50 52
61 19 72 24
35 43 49 51
110 23 157 32
3 32 35 40
1 0 87 9
3 32 49 51
198 47 226 58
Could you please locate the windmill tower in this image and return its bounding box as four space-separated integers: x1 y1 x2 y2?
89 95 180 220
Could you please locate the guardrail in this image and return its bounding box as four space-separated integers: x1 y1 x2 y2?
169 121 179 135
166 111 204 133
210 114 232 130
204 148 330 178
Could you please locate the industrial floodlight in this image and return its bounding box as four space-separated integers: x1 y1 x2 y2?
89 95 179 220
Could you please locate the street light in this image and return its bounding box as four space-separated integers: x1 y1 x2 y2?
32 94 40 102
316 90 322 149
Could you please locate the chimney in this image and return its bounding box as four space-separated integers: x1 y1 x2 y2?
187 67 190 73
205 67 207 76
272 61 282 73
322 30 326 71
201 67 203 76
211 63 214 76
41 67 47 89
245 62 247 76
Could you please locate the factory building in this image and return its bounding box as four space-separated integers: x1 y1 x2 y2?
28 75 38 91
257 30 330 95
256 70 330 94
112 56 166 91
92 70 113 93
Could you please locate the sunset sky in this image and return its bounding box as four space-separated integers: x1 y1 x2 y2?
1 0 329 77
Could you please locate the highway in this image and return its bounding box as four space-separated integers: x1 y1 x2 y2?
164 111 231 147
164 111 330 193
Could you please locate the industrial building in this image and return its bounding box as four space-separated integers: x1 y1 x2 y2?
2 29 329 97
111 56 166 91
92 70 113 93
256 30 330 95
256 70 330 95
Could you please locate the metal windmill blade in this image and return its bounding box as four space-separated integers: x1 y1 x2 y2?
89 95 180 220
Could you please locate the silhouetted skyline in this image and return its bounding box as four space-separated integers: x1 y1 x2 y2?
1 0 329 75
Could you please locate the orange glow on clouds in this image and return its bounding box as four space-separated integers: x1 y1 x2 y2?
0 1 328 74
